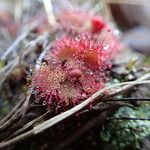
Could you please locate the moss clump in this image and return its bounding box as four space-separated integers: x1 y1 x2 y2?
100 104 150 150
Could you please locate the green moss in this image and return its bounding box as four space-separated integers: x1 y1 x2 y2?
143 56 150 66
100 104 150 150
0 60 5 69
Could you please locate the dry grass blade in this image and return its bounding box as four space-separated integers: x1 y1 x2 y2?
22 42 51 116
0 23 38 61
43 0 57 27
0 96 25 125
0 32 49 90
108 98 150 102
4 111 50 141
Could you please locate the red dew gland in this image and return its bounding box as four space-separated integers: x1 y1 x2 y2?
68 69 83 80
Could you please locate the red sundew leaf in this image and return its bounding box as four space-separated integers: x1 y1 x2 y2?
68 69 83 80
58 81 83 103
91 16 106 34
32 64 66 95
52 33 110 70
79 74 104 95
52 36 79 61
58 9 90 30
82 49 101 70
31 63 84 110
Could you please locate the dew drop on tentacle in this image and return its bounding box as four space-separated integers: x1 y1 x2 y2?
40 92 46 98
43 100 47 105
47 93 53 104
35 96 41 103
89 71 93 75
102 44 110 51
46 90 51 95
113 29 119 36
32 90 37 94
34 89 40 94
81 92 87 98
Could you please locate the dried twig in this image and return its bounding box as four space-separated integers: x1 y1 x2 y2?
52 102 131 150
0 109 22 134
1 23 37 61
43 0 57 27
107 117 150 121
0 32 49 89
0 95 25 125
53 110 109 150
0 57 19 89
22 42 51 116
4 111 50 141
104 72 150 100
0 33 50 134
107 97 150 102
